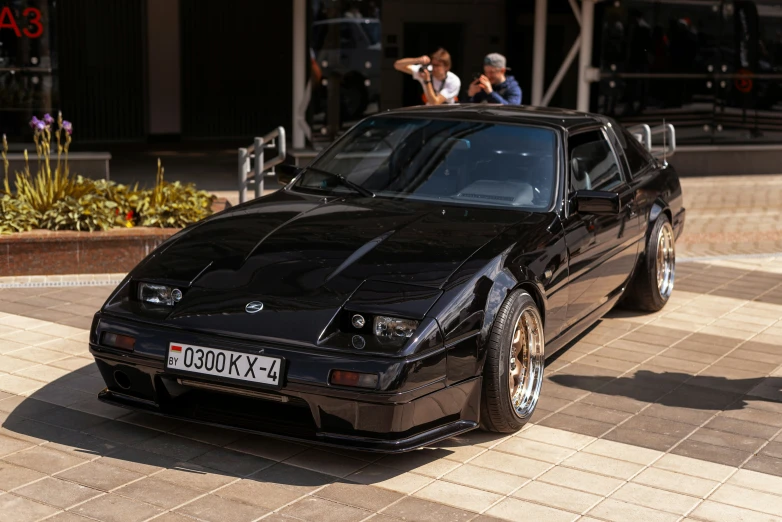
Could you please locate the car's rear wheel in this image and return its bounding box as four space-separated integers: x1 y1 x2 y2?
480 290 545 433
623 214 675 312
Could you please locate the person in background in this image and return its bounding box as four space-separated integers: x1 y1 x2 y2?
467 53 522 105
343 3 362 18
394 48 461 105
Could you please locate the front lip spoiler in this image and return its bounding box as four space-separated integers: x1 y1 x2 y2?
97 388 478 453
316 421 478 452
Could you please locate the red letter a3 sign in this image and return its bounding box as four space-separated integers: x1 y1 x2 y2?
0 6 44 38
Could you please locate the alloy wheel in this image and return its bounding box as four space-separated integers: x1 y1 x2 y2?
508 308 545 418
656 221 675 299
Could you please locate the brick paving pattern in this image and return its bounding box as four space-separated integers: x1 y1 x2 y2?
677 175 782 258
0 256 781 521
0 174 781 521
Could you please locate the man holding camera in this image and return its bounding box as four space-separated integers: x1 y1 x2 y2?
394 48 461 105
467 53 522 105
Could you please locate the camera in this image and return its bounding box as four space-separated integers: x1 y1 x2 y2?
422 64 433 73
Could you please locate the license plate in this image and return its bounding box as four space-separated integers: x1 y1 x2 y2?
166 342 283 388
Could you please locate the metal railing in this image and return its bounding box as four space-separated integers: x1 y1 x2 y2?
628 123 652 151
628 122 676 164
238 126 286 204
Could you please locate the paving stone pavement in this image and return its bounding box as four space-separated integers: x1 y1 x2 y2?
677 175 782 258
0 254 781 522
1 173 782 521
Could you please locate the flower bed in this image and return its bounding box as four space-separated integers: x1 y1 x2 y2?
0 196 230 277
2 113 215 234
1 113 224 276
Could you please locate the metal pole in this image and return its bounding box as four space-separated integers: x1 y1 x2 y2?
532 0 548 106
327 72 342 140
254 137 264 199
577 0 595 112
238 148 248 204
542 36 581 107
292 0 306 149
568 0 582 26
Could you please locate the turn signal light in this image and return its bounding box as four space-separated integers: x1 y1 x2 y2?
102 332 136 351
329 370 378 389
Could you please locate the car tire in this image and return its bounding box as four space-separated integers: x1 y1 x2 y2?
622 214 676 312
480 290 545 433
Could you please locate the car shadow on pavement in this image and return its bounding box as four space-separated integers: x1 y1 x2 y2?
548 371 782 411
0 371 508 496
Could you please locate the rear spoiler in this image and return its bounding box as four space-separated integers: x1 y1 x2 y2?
627 123 676 164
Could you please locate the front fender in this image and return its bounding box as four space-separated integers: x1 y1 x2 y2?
476 267 548 371
648 199 670 230
430 251 550 386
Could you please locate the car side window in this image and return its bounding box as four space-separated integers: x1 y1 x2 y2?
617 126 653 176
568 130 623 193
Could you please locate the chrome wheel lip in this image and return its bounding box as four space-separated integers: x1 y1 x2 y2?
656 221 676 300
508 307 545 419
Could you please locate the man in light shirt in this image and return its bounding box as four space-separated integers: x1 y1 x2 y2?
394 48 461 105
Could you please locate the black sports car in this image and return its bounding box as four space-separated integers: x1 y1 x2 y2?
89 105 685 452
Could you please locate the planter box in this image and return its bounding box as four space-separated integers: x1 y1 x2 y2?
0 227 180 276
0 197 232 277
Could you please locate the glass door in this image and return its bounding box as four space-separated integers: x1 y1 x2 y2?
595 0 782 144
308 0 383 147
0 0 58 144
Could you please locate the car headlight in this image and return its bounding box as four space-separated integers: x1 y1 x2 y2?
373 315 419 338
138 283 183 306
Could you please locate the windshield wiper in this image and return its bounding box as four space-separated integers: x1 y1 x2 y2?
303 166 375 198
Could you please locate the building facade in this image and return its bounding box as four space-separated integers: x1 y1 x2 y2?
2 0 781 151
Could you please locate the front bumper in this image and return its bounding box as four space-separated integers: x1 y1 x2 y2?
90 315 481 453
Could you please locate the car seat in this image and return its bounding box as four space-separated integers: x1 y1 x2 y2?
570 155 592 191
470 153 536 184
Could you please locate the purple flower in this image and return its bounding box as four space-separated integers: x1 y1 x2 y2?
29 116 40 129
35 120 46 132
62 121 73 135
43 113 54 125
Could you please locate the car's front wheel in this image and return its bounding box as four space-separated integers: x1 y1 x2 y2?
622 215 676 312
480 290 545 433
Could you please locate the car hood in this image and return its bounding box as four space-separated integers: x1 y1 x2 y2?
106 190 535 344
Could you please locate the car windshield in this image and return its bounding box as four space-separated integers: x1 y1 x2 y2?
294 116 558 210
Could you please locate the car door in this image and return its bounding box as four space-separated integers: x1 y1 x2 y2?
608 122 660 243
561 127 642 329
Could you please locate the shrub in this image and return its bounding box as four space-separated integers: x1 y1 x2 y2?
1 114 215 234
39 192 119 231
134 160 215 228
0 193 41 234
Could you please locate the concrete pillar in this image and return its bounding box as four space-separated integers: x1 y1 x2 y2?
531 0 547 106
576 0 595 112
292 0 306 149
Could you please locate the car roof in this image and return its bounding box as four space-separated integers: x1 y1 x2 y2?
374 104 609 133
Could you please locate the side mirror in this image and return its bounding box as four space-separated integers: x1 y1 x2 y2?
276 163 303 185
571 190 621 216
